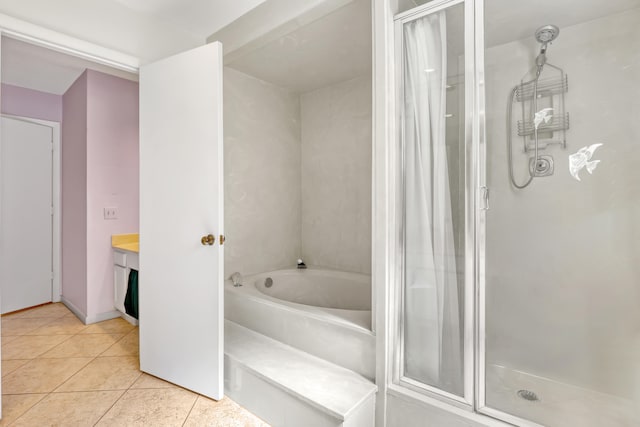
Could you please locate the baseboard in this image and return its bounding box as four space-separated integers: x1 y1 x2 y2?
61 297 121 325
85 309 121 325
119 311 139 326
60 296 87 323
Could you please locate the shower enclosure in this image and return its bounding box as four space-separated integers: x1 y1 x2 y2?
391 0 640 425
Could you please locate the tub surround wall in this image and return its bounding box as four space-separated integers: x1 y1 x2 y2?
485 9 640 398
224 67 301 276
61 69 139 323
301 75 372 274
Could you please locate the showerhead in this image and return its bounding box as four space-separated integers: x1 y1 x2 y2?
535 25 560 45
534 25 559 71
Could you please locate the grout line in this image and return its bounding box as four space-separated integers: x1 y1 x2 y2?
96 332 130 357
181 395 200 427
4 390 49 425
92 389 128 426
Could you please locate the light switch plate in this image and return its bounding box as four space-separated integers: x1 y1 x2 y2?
104 207 118 220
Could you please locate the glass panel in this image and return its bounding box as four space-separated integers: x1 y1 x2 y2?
483 1 640 425
401 2 466 397
397 0 437 15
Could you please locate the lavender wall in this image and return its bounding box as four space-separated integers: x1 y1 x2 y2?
1 84 62 122
85 70 139 317
61 71 88 315
61 70 139 321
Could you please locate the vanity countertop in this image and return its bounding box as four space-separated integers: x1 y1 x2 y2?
112 233 139 253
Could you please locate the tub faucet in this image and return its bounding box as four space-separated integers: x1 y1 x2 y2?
297 259 307 269
230 272 243 287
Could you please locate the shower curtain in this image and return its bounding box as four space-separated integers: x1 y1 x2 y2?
403 11 462 394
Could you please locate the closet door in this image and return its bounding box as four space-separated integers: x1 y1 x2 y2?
139 42 224 400
0 117 53 314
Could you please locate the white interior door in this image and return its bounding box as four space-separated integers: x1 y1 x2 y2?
0 117 53 314
139 42 224 399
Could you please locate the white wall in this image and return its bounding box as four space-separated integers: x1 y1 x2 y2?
224 70 372 277
300 74 372 274
224 67 302 276
484 8 640 399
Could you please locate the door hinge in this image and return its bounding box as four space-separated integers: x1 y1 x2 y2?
481 186 490 210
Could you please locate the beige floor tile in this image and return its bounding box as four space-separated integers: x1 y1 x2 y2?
56 356 141 392
26 315 88 336
130 373 177 390
184 396 270 427
1 335 20 345
0 394 47 426
2 359 30 377
2 334 72 360
81 318 135 335
41 334 123 358
101 329 139 357
12 390 124 427
18 303 70 319
1 317 56 336
3 357 92 394
96 388 198 427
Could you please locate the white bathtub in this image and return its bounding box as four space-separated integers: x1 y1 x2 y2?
225 268 375 379
253 269 371 311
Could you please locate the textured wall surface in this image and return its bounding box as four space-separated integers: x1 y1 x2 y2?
484 9 640 399
300 75 372 274
224 67 301 276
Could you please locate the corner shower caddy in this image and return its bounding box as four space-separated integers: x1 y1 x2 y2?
515 69 569 153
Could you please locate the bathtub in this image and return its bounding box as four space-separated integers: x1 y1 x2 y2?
224 268 375 379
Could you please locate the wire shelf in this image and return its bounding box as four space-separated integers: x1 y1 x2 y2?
517 112 570 137
515 75 569 102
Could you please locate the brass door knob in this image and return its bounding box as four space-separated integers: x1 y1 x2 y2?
201 234 215 245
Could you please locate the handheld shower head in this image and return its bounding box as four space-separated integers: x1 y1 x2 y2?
535 25 560 45
534 25 559 71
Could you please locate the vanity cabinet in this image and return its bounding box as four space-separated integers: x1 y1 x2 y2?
113 248 139 325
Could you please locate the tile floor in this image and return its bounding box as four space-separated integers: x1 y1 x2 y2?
0 303 269 426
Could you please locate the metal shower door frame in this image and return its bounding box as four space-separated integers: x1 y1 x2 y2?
391 0 477 410
473 1 547 426
391 0 550 425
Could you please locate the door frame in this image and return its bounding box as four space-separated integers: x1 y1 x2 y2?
389 0 477 409
1 114 61 304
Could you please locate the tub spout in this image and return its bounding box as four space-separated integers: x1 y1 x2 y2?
297 259 307 269
230 272 243 287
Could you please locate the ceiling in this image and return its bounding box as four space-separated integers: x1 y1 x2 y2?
2 37 138 95
0 0 267 95
227 0 372 94
0 0 637 96
0 0 267 63
109 0 266 41
484 0 640 48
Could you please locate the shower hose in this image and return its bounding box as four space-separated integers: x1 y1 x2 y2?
507 69 543 189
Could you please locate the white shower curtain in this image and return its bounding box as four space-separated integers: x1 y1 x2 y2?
403 12 463 394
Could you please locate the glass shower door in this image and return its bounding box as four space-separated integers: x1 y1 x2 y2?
395 0 472 404
480 1 640 425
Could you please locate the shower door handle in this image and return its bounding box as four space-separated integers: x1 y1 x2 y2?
481 186 490 210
